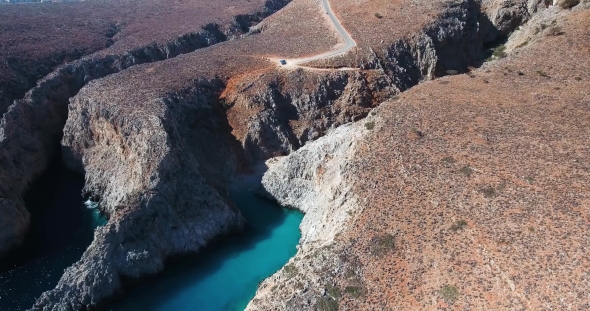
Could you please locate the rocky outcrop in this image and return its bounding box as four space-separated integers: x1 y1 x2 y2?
0 0 293 260
224 69 393 163
32 79 244 310
480 0 532 42
249 122 368 310
259 123 365 243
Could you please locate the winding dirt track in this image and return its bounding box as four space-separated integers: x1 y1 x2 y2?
275 0 357 68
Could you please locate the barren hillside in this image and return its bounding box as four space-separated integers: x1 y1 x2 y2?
250 3 590 310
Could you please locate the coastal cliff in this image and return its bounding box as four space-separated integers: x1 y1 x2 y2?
0 0 291 260
33 79 245 310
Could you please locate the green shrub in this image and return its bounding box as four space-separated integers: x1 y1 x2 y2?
344 286 364 298
440 285 459 304
487 44 507 61
365 121 375 130
316 297 338 311
370 233 395 256
374 13 383 18
450 220 468 231
326 284 341 298
536 70 549 77
284 263 297 277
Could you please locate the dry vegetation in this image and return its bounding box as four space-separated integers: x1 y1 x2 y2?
0 0 273 112
304 0 451 68
335 8 590 310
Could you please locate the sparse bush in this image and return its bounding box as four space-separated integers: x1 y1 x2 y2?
450 220 468 231
410 127 424 137
374 13 383 18
574 77 582 81
316 297 338 311
515 40 529 49
365 121 375 130
545 26 564 36
370 233 395 256
284 263 297 277
480 186 497 198
326 284 341 298
517 70 525 76
442 156 456 164
440 285 459 304
537 70 549 77
459 166 473 177
344 286 364 298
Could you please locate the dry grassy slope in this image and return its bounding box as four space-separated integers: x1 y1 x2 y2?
70 0 343 106
248 4 590 311
339 7 590 310
303 0 451 68
306 0 539 69
0 0 273 113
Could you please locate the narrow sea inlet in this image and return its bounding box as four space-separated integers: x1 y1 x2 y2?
0 160 107 311
107 168 303 310
0 161 301 310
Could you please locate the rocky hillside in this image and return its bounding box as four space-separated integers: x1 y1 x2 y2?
0 0 290 260
248 2 590 310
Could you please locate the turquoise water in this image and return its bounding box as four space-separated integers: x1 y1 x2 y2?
108 171 303 311
0 159 107 310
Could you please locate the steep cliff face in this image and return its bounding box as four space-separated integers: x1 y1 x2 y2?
224 69 393 163
249 123 366 310
0 0 291 259
33 79 244 310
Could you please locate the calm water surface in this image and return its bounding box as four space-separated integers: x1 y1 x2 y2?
107 170 303 311
0 160 107 310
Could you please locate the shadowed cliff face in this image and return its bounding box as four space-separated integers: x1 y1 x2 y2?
0 0 292 260
35 80 245 310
